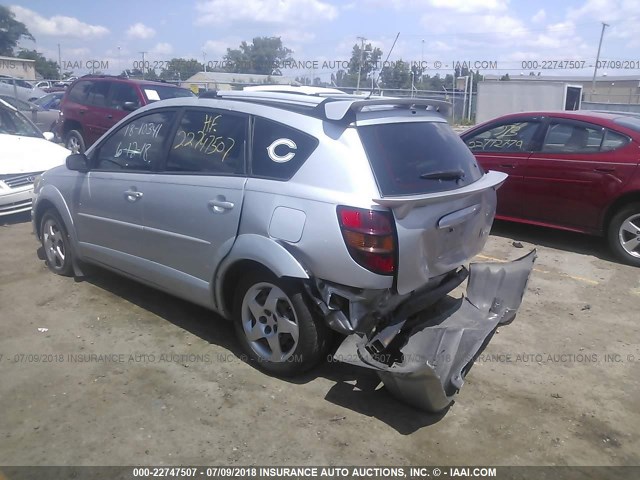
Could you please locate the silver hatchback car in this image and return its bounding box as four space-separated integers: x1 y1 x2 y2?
32 87 535 411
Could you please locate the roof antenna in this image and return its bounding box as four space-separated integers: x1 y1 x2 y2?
366 32 400 99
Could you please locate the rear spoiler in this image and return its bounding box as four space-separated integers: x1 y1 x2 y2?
373 171 508 219
321 98 451 121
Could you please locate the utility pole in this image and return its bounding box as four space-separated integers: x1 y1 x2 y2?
356 36 366 94
57 43 62 80
591 22 609 101
203 51 207 72
140 51 147 79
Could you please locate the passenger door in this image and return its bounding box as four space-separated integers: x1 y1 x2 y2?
83 81 112 146
140 108 248 304
523 119 637 231
463 119 543 219
74 110 177 272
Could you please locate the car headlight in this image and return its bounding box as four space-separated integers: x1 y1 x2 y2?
33 174 43 194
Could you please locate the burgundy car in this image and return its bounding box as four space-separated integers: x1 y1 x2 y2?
57 75 195 153
461 111 640 267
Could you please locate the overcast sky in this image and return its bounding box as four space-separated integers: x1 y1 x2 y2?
9 0 640 80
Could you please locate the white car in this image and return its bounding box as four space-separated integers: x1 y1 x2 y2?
0 99 70 216
0 76 46 102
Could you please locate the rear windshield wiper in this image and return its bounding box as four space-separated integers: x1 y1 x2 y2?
419 169 465 181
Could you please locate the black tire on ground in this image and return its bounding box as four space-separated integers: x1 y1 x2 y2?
40 210 75 276
65 129 86 154
607 202 640 267
233 270 331 376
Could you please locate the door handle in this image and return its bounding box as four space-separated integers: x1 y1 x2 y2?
79 109 87 115
124 190 143 202
208 199 234 212
106 114 113 119
499 164 516 168
594 167 615 173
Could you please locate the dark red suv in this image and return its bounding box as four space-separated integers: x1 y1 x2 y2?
461 111 640 266
57 75 195 153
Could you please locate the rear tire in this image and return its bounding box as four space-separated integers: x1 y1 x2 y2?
608 202 640 267
233 270 330 376
40 210 75 276
65 129 85 154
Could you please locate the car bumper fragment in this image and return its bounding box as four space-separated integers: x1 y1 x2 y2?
333 250 536 412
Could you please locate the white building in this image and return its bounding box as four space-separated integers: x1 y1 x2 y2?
184 71 299 92
0 56 37 80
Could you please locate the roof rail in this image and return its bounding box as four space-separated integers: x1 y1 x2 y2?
214 90 451 121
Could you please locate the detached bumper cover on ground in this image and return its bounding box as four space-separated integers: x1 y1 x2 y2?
334 250 537 412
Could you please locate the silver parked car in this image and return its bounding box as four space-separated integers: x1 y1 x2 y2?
32 88 535 411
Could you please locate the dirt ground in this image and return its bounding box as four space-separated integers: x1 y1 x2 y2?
0 212 638 467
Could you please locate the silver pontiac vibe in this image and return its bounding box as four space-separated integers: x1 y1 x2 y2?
32 86 535 411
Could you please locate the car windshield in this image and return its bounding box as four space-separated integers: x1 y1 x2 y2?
141 85 195 102
0 104 43 138
358 120 483 196
0 96 32 111
33 93 60 108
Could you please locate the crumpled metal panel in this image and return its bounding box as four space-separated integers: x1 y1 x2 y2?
334 250 536 412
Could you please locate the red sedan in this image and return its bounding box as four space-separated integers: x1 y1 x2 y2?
461 111 640 266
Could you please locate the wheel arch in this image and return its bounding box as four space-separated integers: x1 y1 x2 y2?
61 119 83 137
603 191 640 232
33 185 77 246
214 234 309 319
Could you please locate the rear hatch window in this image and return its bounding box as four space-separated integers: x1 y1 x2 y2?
358 121 482 196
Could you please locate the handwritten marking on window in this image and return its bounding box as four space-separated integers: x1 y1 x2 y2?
173 114 235 162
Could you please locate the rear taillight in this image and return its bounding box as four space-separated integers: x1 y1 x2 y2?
337 206 396 275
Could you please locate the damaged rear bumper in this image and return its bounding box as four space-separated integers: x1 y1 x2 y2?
333 250 536 412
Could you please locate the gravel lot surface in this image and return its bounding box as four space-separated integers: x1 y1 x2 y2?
0 213 638 466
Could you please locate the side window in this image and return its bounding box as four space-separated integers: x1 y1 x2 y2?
251 117 319 180
542 122 604 153
601 129 630 152
465 122 539 153
93 111 175 171
68 81 93 104
109 83 141 110
86 81 110 107
165 109 246 175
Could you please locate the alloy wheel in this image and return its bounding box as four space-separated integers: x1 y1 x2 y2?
241 282 300 362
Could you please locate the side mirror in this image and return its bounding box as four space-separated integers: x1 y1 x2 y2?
123 101 138 112
66 153 89 173
43 132 55 142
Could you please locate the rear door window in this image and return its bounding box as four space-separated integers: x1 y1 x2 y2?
542 121 605 153
359 121 482 196
251 117 318 180
165 109 247 175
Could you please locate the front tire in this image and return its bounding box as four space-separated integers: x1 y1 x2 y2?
65 129 85 154
233 271 330 376
608 203 640 267
40 210 75 276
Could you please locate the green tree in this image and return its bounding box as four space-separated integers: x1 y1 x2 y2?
336 42 383 89
17 49 59 78
159 58 203 81
224 37 293 75
380 59 411 90
0 6 34 56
